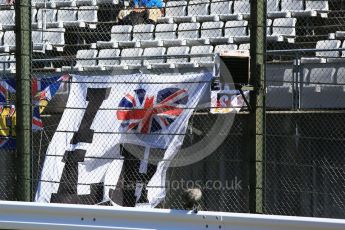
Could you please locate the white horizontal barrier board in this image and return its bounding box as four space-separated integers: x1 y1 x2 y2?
0 201 345 230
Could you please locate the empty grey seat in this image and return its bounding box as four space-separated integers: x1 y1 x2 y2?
306 0 329 11
111 25 132 42
32 31 44 51
178 22 200 39
214 44 237 53
143 47 166 66
281 0 303 11
266 66 294 108
225 20 249 43
155 24 177 40
158 1 187 23
190 45 214 67
76 0 97 6
0 9 15 30
32 8 38 24
133 24 155 41
32 0 57 8
301 67 339 108
61 49 98 71
8 55 15 73
267 85 294 108
121 48 143 67
174 0 210 23
98 49 121 69
336 67 345 85
76 49 98 69
335 31 345 39
188 0 209 16
268 18 297 43
166 46 190 66
303 67 336 86
44 28 66 51
0 32 3 46
166 1 187 17
238 43 250 50
57 7 85 27
49 0 77 8
96 0 118 5
201 21 224 38
210 0 241 20
267 19 272 35
281 0 317 17
302 40 342 64
78 6 98 28
233 0 250 19
3 31 15 50
266 64 293 86
0 55 9 71
37 9 57 28
0 32 6 52
210 0 232 15
267 0 290 18
97 25 133 48
155 23 181 46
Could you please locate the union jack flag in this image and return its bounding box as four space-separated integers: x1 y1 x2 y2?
116 88 188 134
0 80 15 103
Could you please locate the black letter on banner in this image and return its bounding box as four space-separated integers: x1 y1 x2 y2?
51 88 110 204
109 145 164 207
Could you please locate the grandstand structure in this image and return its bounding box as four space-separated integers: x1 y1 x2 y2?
0 0 345 221
0 0 344 108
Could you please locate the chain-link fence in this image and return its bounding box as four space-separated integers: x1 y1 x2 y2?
265 0 345 218
0 0 344 219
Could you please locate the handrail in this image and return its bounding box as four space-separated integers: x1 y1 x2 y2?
0 201 344 230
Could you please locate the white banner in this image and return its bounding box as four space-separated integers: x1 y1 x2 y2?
35 73 212 207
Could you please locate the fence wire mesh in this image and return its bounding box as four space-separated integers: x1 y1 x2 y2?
266 0 345 218
0 0 344 219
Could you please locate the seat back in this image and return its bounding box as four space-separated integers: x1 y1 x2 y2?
98 49 121 66
178 22 200 39
155 24 177 40
201 21 224 38
225 20 248 37
75 49 98 67
166 1 187 17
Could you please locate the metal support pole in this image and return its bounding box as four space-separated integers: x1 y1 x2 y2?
249 0 266 213
15 0 32 201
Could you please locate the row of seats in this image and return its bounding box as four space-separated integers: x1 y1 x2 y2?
0 29 65 52
267 65 345 86
0 54 14 72
160 0 328 23
0 17 296 52
0 43 250 72
97 18 296 49
267 64 345 108
31 0 118 8
34 6 98 28
0 6 98 30
301 39 345 64
61 45 231 71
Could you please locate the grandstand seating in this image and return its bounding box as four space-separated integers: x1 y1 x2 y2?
98 48 121 69
1 0 344 110
266 66 293 108
301 40 342 63
300 66 340 108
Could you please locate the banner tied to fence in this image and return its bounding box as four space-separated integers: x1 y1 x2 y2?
36 72 212 207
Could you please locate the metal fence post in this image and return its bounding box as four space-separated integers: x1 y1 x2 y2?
249 0 266 214
15 0 32 201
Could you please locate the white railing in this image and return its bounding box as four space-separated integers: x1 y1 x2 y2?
0 201 344 230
